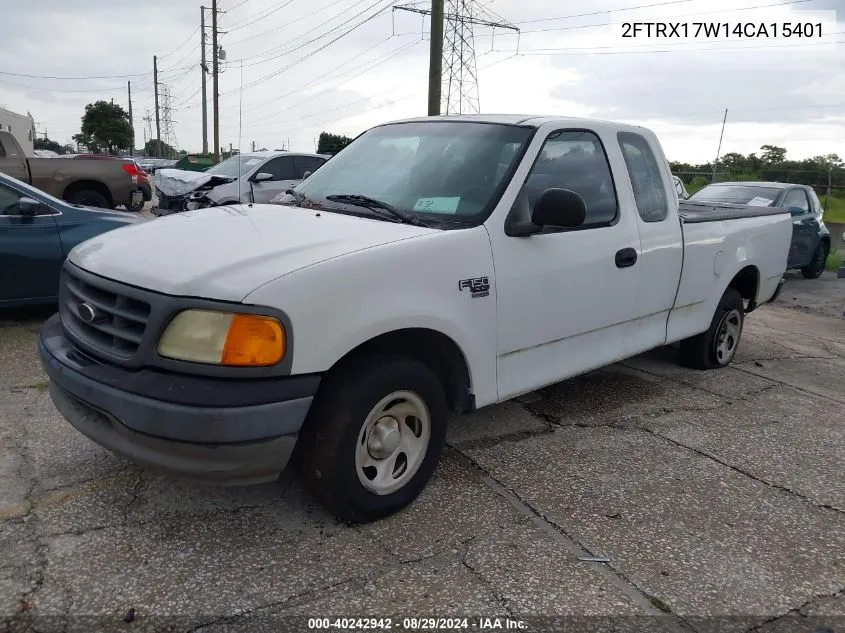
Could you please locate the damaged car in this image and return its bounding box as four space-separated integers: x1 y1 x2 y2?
154 151 328 214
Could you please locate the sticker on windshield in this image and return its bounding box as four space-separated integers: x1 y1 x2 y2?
244 159 262 166
413 197 461 214
746 196 774 207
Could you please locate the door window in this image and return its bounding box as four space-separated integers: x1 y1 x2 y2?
294 156 326 179
617 132 669 222
0 184 22 215
523 130 618 227
262 156 295 181
782 188 810 214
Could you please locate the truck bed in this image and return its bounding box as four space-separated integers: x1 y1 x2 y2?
679 199 789 224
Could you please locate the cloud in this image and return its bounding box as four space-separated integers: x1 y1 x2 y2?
0 0 841 163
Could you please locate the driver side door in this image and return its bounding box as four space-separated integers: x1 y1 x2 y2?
250 156 297 203
0 183 63 304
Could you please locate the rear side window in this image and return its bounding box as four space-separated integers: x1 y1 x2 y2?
617 132 669 222
263 156 295 180
294 156 326 179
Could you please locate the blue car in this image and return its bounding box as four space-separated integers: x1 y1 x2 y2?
689 181 832 279
0 172 146 307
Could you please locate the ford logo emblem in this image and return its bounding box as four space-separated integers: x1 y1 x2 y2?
76 302 98 324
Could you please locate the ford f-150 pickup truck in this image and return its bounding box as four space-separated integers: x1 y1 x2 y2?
37 115 793 523
0 131 142 209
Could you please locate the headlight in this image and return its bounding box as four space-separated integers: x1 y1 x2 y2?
157 309 285 366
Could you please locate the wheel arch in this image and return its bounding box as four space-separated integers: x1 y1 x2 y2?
63 180 114 207
726 264 761 312
325 328 474 414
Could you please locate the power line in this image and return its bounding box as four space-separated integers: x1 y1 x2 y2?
497 37 844 55
225 0 296 32
224 0 352 47
160 26 201 58
226 0 252 11
514 0 700 25
234 34 418 115
500 0 817 36
220 0 395 96
226 0 375 65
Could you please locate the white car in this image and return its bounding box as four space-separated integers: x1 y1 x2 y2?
38 115 793 522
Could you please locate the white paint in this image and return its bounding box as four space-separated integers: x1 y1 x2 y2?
68 116 793 411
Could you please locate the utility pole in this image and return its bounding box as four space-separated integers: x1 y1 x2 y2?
396 1 517 115
212 0 220 162
428 0 444 115
201 6 209 155
712 108 728 183
153 55 162 158
127 81 134 157
251 140 256 152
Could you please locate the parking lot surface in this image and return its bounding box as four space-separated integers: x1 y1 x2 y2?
1 271 844 633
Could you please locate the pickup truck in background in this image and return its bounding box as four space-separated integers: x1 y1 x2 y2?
0 131 142 210
689 181 831 279
38 115 792 523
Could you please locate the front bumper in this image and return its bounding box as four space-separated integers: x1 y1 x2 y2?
38 313 319 484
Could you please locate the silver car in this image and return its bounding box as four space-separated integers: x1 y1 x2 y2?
154 151 328 212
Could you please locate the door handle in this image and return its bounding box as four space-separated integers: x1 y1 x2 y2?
615 247 638 268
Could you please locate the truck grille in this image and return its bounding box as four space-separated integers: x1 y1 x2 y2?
59 266 152 362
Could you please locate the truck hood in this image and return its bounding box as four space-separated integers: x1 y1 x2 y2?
67 204 436 301
154 168 234 197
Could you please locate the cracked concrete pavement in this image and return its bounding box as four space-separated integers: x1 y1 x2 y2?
1 271 843 632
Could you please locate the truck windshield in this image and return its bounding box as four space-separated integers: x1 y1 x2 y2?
294 121 534 221
689 184 782 206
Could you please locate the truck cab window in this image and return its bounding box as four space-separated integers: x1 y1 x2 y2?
782 189 810 214
0 141 6 158
617 132 669 223
524 130 618 226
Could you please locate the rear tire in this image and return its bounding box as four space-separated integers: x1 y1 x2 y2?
298 353 448 523
801 242 828 279
679 288 744 370
68 189 109 208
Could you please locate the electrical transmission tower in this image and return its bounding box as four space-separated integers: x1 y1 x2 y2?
395 1 518 114
160 84 175 156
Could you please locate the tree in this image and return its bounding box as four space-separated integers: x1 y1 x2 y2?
143 139 177 158
759 144 787 165
72 100 132 155
317 131 353 155
34 137 67 154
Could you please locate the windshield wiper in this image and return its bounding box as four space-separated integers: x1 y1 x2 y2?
325 194 428 227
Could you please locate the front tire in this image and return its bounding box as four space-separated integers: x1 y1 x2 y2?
298 353 448 523
801 242 828 279
679 288 744 370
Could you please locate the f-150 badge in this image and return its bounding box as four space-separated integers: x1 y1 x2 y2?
458 277 490 298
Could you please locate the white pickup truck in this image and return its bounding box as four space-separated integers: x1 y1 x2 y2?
38 115 792 523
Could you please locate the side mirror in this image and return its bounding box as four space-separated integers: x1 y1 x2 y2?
302 171 312 180
17 197 40 216
531 188 586 228
787 206 804 216
252 172 274 183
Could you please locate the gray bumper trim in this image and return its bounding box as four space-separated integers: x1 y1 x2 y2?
50 383 295 485
39 329 312 444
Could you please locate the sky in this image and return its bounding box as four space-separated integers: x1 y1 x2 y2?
0 0 842 164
